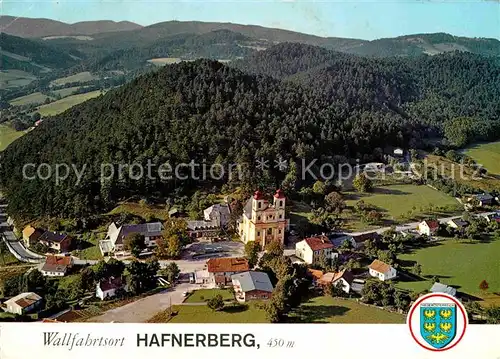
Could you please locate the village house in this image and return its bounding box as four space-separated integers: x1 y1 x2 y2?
430 282 457 297
318 269 355 294
295 235 338 265
41 255 73 277
99 222 164 256
350 232 380 249
21 225 44 248
447 218 468 231
3 292 43 315
417 220 439 236
186 219 220 239
238 189 289 247
96 277 126 300
479 212 500 223
204 204 231 228
368 259 397 281
231 271 274 302
469 193 494 207
329 234 357 248
38 231 73 253
307 268 324 286
206 257 249 286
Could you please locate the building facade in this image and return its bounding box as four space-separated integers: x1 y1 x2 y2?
295 236 338 265
238 189 289 247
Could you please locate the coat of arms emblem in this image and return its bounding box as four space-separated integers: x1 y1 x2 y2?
420 303 457 349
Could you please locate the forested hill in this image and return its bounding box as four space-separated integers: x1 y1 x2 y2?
0 33 78 73
0 59 416 220
2 45 500 221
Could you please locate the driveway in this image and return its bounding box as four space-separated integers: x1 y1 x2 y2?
88 282 199 323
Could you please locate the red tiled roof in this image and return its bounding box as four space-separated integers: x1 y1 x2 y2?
423 220 439 229
253 191 264 200
274 189 286 199
207 257 249 273
304 236 334 251
368 259 393 274
45 255 72 266
307 268 324 280
99 277 124 292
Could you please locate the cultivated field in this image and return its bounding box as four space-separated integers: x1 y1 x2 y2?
0 70 36 89
147 58 183 66
53 86 81 98
50 71 97 86
10 91 51 106
397 236 500 303
37 91 102 117
0 123 27 151
465 141 500 175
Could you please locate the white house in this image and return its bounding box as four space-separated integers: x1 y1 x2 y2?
3 292 43 315
319 269 354 294
40 255 73 277
295 236 338 265
96 277 126 300
368 259 397 281
417 220 439 236
204 204 231 227
99 222 164 256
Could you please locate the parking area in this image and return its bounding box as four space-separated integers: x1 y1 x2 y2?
183 240 244 260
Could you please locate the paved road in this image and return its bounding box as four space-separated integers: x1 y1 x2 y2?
0 205 45 263
88 282 199 323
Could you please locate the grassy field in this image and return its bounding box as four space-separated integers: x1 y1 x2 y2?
50 71 97 86
0 70 36 89
290 296 405 323
37 91 102 117
53 86 81 98
344 184 461 225
465 142 500 175
0 266 30 296
0 123 27 151
397 237 500 303
73 233 103 260
10 92 51 106
108 202 172 221
184 289 234 303
425 155 500 192
149 302 268 323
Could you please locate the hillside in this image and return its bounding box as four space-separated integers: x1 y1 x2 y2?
0 33 78 74
2 48 500 221
0 16 142 38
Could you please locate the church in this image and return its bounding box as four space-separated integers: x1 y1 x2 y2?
238 189 289 247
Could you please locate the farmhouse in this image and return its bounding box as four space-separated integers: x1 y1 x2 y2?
204 204 231 228
231 271 274 302
186 219 220 239
350 232 380 249
318 269 355 293
206 257 249 286
447 218 468 230
368 259 397 281
21 225 44 248
417 220 439 236
41 255 73 277
238 189 289 246
295 235 338 265
430 282 457 297
38 231 73 253
96 277 126 300
469 193 494 207
3 292 43 315
99 222 164 256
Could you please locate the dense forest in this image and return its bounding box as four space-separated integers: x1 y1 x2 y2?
1 43 500 221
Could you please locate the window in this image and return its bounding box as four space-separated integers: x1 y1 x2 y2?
278 229 282 234
280 200 283 207
279 214 282 219
257 231 260 237
257 216 261 221
258 202 262 209
267 228 272 235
